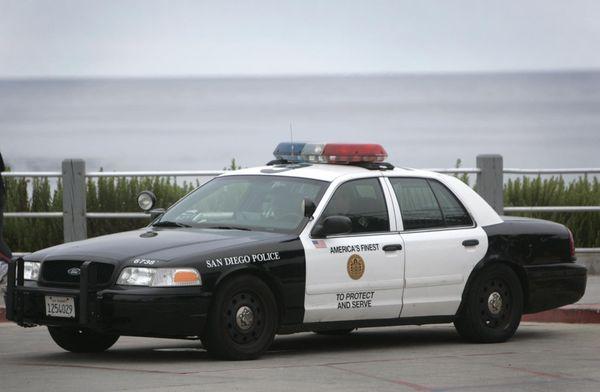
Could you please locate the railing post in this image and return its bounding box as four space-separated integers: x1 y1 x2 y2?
476 154 504 214
62 159 87 242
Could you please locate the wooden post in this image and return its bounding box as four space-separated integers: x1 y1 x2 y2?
476 154 504 214
62 159 87 242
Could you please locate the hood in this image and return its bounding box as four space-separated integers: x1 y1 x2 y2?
28 227 291 265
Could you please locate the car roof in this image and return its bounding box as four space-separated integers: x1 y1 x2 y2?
219 163 438 182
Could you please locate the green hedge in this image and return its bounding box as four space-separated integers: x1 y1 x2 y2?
3 176 196 252
3 173 600 252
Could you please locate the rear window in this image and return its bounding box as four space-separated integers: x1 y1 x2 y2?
390 178 473 230
429 180 473 227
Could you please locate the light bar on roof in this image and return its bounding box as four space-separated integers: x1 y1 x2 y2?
272 142 388 164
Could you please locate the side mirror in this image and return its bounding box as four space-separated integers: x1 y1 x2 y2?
311 215 352 238
149 208 166 220
137 191 157 212
303 198 317 218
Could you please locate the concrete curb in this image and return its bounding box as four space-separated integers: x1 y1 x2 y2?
522 304 600 324
3 305 600 324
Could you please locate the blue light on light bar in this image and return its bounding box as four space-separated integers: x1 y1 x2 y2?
273 142 306 162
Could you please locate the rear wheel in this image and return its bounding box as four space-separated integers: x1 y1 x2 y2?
454 264 523 343
202 275 278 360
48 326 119 353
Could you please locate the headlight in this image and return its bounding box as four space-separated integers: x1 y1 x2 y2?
24 261 41 281
117 267 201 287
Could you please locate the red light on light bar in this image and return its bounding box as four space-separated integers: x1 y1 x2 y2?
321 143 387 164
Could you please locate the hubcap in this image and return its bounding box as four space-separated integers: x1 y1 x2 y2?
478 278 511 329
236 306 255 330
487 292 503 315
225 291 266 345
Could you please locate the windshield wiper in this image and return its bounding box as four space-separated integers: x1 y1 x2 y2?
152 221 191 228
205 225 251 231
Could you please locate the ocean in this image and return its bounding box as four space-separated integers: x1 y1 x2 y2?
1 71 599 172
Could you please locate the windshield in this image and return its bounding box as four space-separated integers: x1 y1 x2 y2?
157 175 328 233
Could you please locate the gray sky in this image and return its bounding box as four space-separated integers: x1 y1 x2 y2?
1 0 599 78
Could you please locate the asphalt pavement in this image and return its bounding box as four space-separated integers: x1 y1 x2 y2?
1 322 599 392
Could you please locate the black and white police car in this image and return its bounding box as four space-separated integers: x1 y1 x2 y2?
6 143 587 360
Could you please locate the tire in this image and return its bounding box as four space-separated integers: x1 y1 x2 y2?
202 275 278 360
313 329 355 336
48 326 119 353
454 263 523 343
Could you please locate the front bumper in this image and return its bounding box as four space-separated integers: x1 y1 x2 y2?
5 259 211 338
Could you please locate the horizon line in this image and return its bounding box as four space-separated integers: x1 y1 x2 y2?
1 68 600 82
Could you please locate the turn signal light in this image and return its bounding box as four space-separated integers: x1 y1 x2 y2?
174 270 201 284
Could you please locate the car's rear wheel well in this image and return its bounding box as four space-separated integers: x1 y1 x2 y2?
461 259 529 314
213 269 284 324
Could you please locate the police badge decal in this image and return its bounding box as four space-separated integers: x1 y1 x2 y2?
347 254 365 280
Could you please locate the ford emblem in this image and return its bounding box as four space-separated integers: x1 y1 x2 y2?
67 267 81 277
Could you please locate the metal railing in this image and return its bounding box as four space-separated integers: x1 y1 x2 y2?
3 169 224 221
2 156 599 254
87 170 225 178
504 168 600 175
424 168 480 174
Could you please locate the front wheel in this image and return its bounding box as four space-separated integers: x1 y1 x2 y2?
48 326 119 353
202 275 278 360
454 264 523 343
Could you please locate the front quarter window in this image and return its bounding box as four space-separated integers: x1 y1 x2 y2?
157 175 327 233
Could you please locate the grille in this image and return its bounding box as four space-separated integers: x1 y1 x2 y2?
41 261 115 286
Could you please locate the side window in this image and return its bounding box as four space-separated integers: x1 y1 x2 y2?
320 178 389 234
390 178 444 230
429 180 473 227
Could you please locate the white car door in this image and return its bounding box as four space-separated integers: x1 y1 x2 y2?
385 176 488 318
301 177 405 323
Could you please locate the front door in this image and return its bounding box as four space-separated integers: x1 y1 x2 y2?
301 177 405 323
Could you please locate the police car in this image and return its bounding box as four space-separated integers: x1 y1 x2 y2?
6 143 587 360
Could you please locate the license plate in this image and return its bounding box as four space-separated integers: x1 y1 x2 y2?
45 296 76 318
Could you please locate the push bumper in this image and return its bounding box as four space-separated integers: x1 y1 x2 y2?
524 263 587 314
5 259 211 338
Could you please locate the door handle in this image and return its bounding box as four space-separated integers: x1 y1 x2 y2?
383 244 403 252
462 239 479 247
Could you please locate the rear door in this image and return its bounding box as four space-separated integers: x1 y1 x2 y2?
385 177 488 318
301 177 405 323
